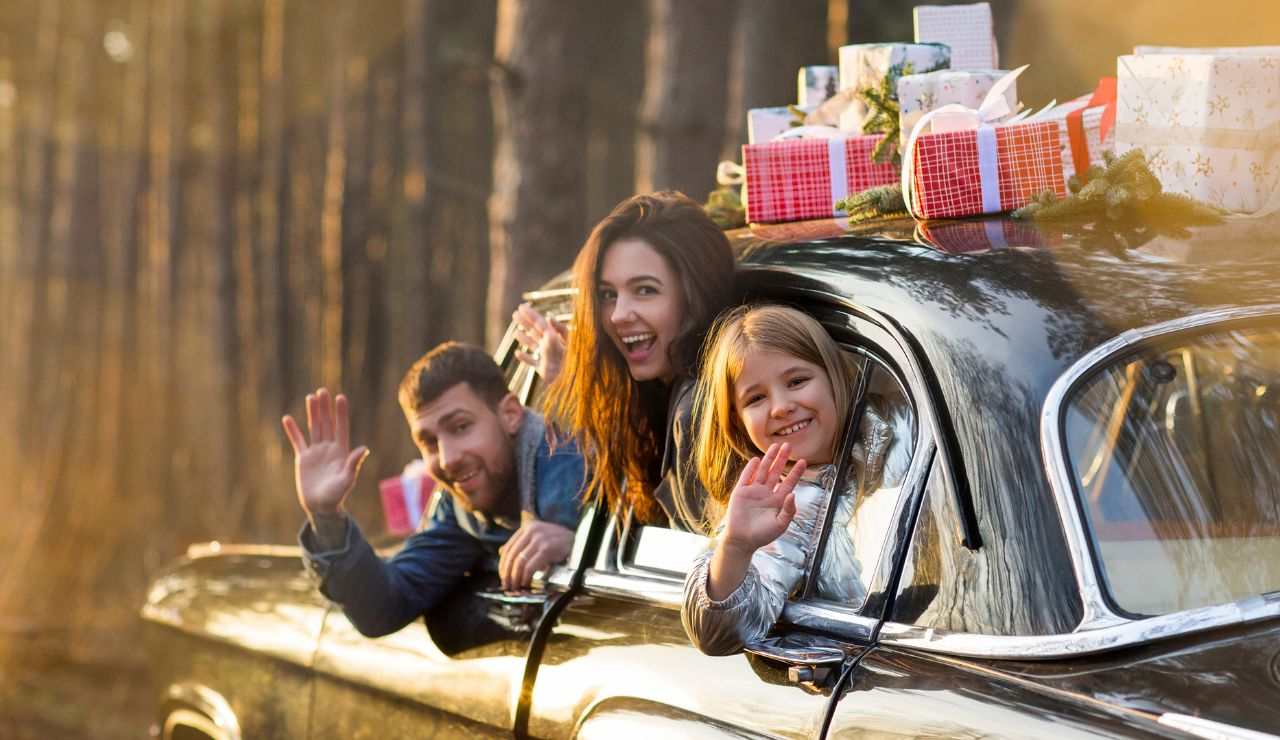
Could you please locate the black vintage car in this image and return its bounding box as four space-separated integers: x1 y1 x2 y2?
141 215 1280 740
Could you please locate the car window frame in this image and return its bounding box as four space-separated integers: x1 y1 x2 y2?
569 291 950 640
877 304 1280 660
775 308 938 643
1044 305 1280 629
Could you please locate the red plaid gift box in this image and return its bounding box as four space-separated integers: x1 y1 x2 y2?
744 135 899 224
906 119 1066 220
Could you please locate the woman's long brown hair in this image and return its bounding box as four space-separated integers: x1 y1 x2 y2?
542 191 735 522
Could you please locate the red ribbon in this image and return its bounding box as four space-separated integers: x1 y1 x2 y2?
1067 77 1117 178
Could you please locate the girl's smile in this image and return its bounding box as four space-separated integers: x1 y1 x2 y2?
733 349 839 466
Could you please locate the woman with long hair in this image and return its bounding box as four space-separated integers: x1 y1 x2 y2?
513 191 735 531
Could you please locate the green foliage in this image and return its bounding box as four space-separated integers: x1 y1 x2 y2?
1012 150 1223 226
705 185 747 229
857 62 910 165
856 57 947 165
1011 150 1225 254
834 184 907 223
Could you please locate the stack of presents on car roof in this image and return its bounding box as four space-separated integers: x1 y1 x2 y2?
718 1 1280 246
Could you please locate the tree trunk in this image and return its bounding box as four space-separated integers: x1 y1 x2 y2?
257 0 289 427
319 1 349 388
400 0 433 356
726 0 827 158
18 0 61 441
635 0 736 199
582 0 647 229
486 0 591 346
206 0 244 528
424 0 496 346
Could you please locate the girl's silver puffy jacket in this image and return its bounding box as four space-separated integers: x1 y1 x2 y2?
681 402 907 656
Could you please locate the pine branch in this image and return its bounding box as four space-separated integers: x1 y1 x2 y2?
835 184 907 222
704 185 746 229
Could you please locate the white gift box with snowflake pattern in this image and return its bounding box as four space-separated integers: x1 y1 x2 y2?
1116 52 1280 215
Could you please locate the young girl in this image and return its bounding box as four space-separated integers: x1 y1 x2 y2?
681 304 896 656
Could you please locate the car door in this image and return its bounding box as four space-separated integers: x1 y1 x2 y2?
523 306 928 739
817 317 1164 738
304 303 571 739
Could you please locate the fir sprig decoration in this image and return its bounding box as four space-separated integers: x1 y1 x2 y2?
1012 150 1225 254
834 184 907 223
704 185 746 230
1013 150 1224 224
856 62 913 165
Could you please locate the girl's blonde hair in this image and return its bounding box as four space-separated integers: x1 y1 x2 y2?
694 304 857 503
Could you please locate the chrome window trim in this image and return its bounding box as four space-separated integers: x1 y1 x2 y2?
781 601 879 643
873 305 1280 660
581 568 684 610
1041 304 1280 631
879 591 1280 659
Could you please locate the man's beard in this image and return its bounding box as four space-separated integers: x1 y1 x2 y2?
447 459 517 516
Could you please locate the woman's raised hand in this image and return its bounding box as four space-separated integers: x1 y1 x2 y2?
721 443 808 556
512 302 568 383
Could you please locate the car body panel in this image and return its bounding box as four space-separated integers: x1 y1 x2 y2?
140 216 1280 738
528 590 838 740
832 647 1173 739
142 548 327 738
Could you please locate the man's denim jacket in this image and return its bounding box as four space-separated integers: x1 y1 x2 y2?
300 412 584 637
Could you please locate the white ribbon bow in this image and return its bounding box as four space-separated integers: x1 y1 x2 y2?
900 65 1054 219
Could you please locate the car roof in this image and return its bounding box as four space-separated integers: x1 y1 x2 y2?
731 216 1280 613
730 214 1280 408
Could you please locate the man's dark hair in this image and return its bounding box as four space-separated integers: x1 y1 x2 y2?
398 341 510 414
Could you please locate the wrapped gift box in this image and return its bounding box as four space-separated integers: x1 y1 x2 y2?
744 135 899 224
837 43 951 132
798 66 839 107
379 463 435 536
906 119 1067 219
748 106 800 144
913 2 998 69
1134 45 1280 55
1044 78 1116 184
898 69 1014 148
1116 51 1280 215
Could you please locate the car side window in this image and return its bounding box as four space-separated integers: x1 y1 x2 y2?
812 354 917 608
890 456 1084 636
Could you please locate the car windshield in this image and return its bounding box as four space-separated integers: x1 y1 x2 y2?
1062 320 1280 617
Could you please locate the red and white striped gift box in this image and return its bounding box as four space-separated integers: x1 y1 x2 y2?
379 467 436 537
743 135 899 224
907 119 1066 220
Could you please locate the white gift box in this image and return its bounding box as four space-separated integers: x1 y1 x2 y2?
913 2 998 70
798 66 839 107
837 42 951 133
1134 45 1280 55
748 106 800 145
1116 52 1280 215
897 69 1013 148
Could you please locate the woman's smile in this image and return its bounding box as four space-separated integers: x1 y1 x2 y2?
598 237 684 383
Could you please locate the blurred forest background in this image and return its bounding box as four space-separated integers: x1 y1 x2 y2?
3 0 1280 736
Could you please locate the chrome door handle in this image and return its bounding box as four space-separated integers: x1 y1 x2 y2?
744 635 849 688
